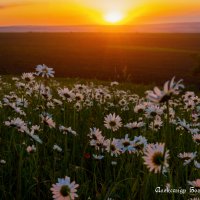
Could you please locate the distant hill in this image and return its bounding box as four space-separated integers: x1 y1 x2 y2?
1 22 200 33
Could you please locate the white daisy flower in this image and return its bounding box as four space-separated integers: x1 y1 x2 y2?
26 145 36 153
42 115 56 129
192 134 200 145
143 143 170 174
21 73 35 82
53 144 62 152
120 134 135 153
146 77 184 103
104 113 122 132
0 160 6 164
149 115 163 131
59 126 77 136
124 121 145 130
35 64 55 78
105 138 122 157
51 176 79 200
188 179 200 188
133 135 147 154
110 81 119 86
194 160 200 169
93 154 104 160
178 152 197 166
58 88 75 102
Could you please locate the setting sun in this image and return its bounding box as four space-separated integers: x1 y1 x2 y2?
104 12 124 24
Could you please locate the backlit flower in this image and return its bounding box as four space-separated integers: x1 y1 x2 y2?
35 64 55 78
146 77 184 103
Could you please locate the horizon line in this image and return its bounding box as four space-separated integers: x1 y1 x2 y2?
1 21 200 27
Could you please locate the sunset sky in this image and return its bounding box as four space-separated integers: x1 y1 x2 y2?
1 0 200 26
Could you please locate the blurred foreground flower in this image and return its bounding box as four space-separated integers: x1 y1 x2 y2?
51 176 79 200
146 77 184 103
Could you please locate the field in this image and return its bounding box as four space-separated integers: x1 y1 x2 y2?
0 33 200 84
0 66 200 200
1 33 200 200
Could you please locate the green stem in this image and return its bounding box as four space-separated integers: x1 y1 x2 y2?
166 100 169 126
16 148 22 200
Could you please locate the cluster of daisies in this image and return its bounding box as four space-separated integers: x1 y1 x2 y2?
1 64 200 200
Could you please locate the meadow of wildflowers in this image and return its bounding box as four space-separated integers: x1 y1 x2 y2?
0 64 200 200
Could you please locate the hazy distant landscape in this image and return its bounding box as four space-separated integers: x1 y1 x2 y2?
1 23 200 33
0 32 200 84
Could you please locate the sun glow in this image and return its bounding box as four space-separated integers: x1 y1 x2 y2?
0 0 200 26
104 12 124 24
